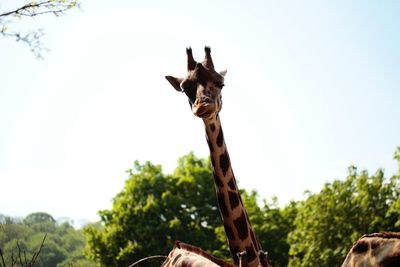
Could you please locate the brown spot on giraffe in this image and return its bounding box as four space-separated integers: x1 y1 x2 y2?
228 190 240 210
219 150 230 177
172 253 182 266
213 173 224 187
210 123 216 132
352 240 368 254
228 178 236 190
234 210 249 241
245 244 257 263
216 127 224 147
224 223 236 240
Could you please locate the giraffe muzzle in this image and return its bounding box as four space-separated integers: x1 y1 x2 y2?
192 101 216 118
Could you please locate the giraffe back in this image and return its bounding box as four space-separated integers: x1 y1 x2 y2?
161 241 235 267
341 232 400 267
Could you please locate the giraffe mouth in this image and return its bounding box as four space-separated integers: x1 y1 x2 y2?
192 102 215 118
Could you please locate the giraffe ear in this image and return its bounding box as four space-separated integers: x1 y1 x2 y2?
165 76 184 92
219 69 227 77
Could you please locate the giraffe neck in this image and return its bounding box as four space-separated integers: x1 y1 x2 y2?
203 115 263 267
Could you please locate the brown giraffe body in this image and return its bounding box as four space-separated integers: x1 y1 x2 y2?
166 47 271 267
341 232 400 267
161 241 235 267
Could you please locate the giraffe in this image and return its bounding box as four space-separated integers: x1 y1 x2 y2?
161 241 235 267
161 241 264 267
165 47 271 267
341 232 400 267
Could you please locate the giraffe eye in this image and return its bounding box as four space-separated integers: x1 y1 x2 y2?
214 82 224 89
181 80 197 104
181 80 196 91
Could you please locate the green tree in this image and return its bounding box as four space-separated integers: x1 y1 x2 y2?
288 165 400 267
86 147 400 266
23 212 57 233
84 153 297 267
259 199 297 267
0 212 96 267
84 153 223 266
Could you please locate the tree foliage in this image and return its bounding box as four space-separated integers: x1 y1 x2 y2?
84 149 400 267
0 212 96 267
84 153 224 266
0 0 80 57
3 148 399 267
83 153 298 267
287 165 400 267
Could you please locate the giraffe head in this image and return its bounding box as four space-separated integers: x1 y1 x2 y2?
166 47 227 119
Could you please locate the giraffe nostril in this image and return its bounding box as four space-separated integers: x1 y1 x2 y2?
199 96 212 103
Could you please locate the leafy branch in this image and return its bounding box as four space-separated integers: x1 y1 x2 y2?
0 1 78 18
0 1 80 58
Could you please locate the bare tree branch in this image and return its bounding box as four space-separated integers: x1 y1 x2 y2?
0 248 6 267
23 250 29 267
0 233 47 267
0 1 78 18
30 233 47 266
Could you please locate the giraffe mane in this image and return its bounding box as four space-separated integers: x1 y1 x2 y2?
361 232 400 239
174 241 235 267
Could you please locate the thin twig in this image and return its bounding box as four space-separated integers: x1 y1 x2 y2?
24 249 28 267
0 2 43 17
0 248 6 267
0 1 77 18
30 233 47 266
128 255 167 267
11 252 16 266
17 241 24 267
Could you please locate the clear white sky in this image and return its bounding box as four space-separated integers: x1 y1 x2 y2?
1 1 399 225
